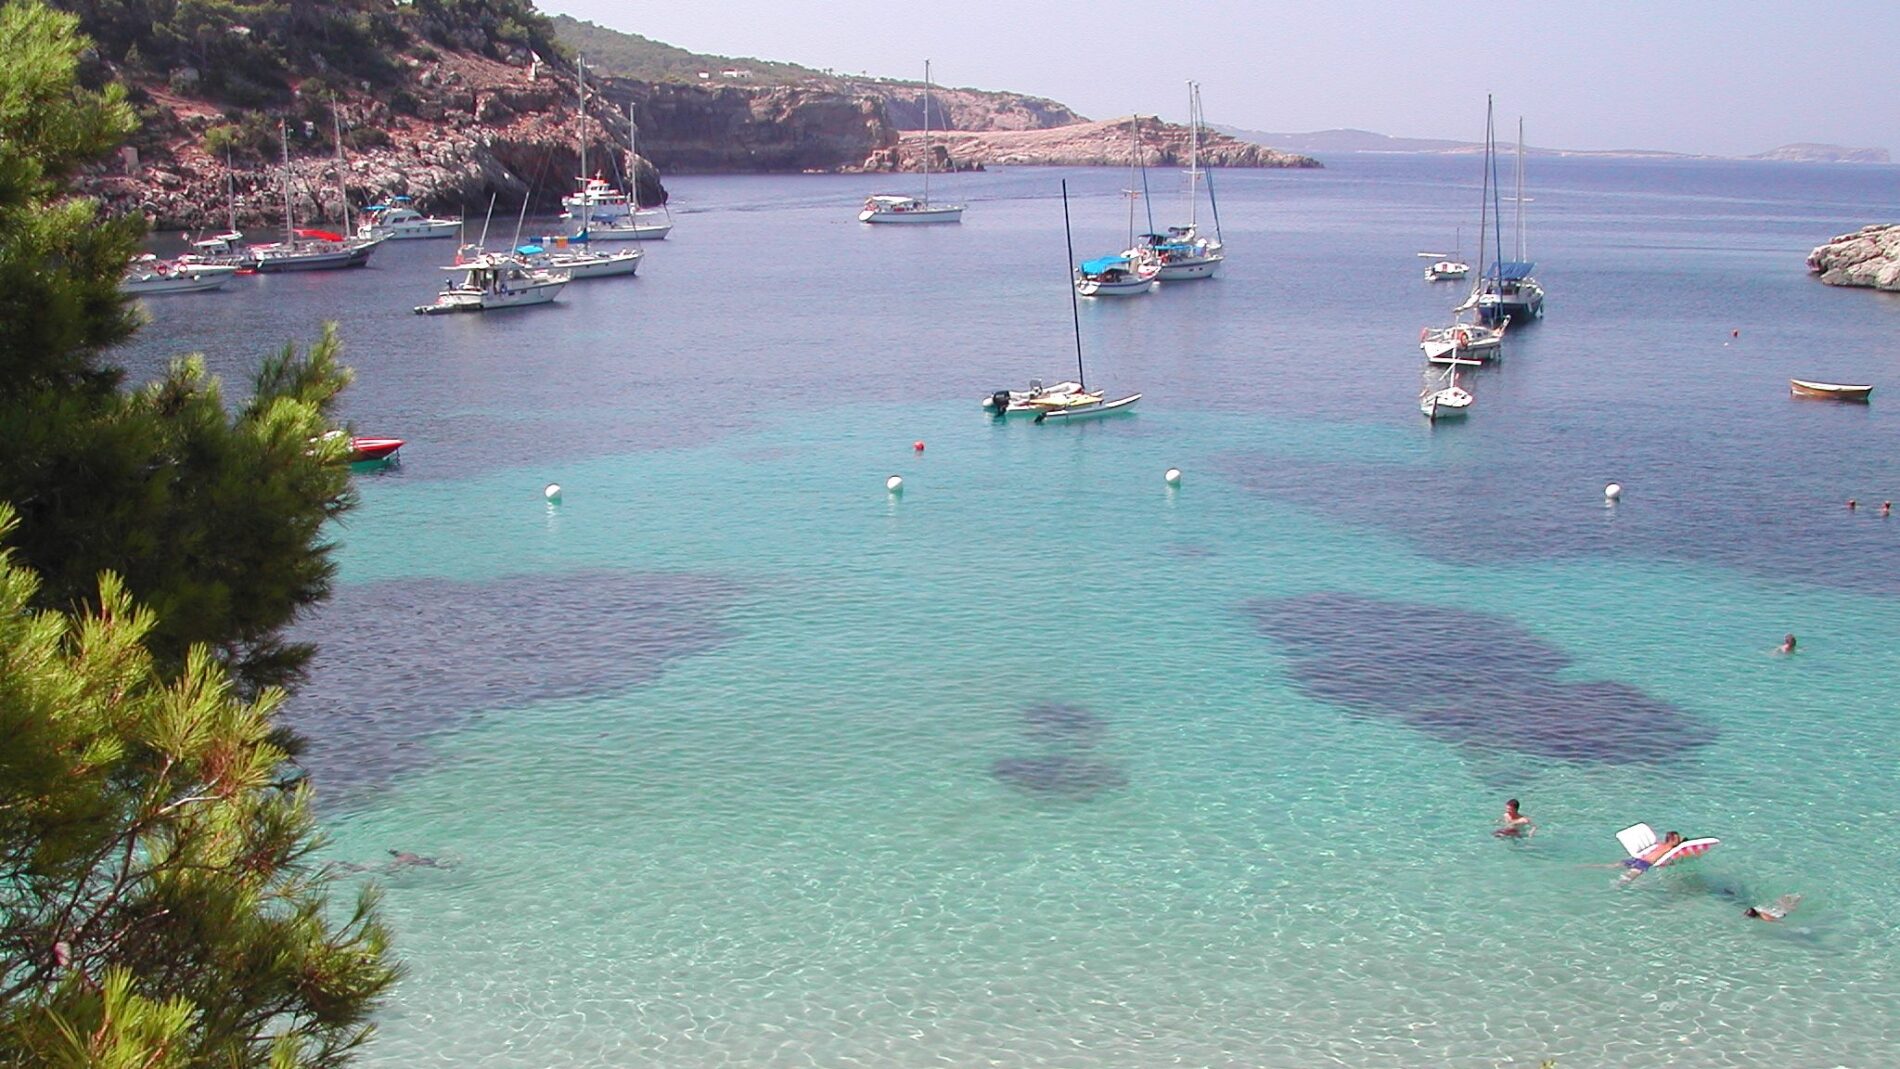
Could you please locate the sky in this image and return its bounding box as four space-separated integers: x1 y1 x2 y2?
538 1 1900 156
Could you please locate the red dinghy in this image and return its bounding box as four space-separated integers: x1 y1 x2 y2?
348 436 405 462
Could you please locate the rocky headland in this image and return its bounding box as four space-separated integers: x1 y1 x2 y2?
869 116 1320 172
1807 224 1900 290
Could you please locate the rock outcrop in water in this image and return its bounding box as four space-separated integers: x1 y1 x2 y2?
1807 224 1900 291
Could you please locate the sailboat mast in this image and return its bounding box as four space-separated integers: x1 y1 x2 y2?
279 121 294 242
1471 97 1490 304
1137 115 1155 236
330 97 351 234
1061 179 1086 390
1125 115 1140 250
626 103 638 208
1515 116 1526 262
921 60 933 207
1186 81 1199 230
576 57 587 221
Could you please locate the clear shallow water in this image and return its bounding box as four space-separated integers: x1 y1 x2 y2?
121 155 1900 1067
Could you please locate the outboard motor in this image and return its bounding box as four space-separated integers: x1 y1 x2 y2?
989 389 1013 415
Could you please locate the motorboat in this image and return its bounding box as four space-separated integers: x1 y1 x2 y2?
357 197 461 240
348 436 405 462
1075 255 1157 297
1422 255 1469 281
414 254 569 314
1790 379 1873 401
859 60 965 225
176 232 256 271
564 83 674 240
119 256 238 295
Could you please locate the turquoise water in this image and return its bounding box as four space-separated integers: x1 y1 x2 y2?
127 157 1900 1066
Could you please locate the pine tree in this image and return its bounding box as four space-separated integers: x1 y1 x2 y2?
0 506 398 1068
0 0 356 696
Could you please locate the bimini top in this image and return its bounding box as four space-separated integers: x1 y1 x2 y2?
1079 256 1132 275
1485 260 1537 281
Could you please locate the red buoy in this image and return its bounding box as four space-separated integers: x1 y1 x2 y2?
913 441 925 452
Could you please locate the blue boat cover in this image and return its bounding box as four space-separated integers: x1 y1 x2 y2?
1153 243 1193 253
392 195 413 202
516 245 545 255
1486 260 1537 281
1079 256 1131 274
364 204 390 211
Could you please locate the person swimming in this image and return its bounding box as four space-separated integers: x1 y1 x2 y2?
1745 893 1802 922
1777 634 1797 655
1494 798 1535 838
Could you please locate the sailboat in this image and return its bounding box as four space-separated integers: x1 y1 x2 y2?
1129 82 1225 281
574 102 674 241
1422 97 1508 363
1477 116 1545 323
1419 360 1473 421
1040 180 1141 423
1076 116 1159 297
249 111 381 272
1419 227 1468 281
860 61 965 223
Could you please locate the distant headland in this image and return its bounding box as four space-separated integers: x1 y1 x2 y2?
1219 127 1890 163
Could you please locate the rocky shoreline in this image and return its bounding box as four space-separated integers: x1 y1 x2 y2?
82 48 1315 230
1807 224 1900 291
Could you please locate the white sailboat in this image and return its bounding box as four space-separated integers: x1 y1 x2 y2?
1041 180 1141 423
566 61 672 241
1077 116 1159 297
1129 82 1225 281
860 61 965 224
1420 227 1468 281
1419 361 1473 421
1421 97 1508 363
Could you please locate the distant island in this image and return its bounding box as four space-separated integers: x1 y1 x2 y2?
1218 127 1890 163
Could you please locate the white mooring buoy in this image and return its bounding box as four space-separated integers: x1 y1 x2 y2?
1165 468 1183 487
886 475 904 494
1604 482 1623 502
544 483 562 502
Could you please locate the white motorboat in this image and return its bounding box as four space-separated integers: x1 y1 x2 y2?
119 257 237 295
860 60 965 224
1129 82 1224 281
1420 364 1473 421
414 254 569 314
358 197 461 240
176 231 256 271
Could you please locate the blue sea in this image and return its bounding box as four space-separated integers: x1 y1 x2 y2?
123 154 1900 1068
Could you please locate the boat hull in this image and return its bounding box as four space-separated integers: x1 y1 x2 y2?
1790 379 1873 401
252 244 378 272
550 252 641 279
121 272 230 295
583 220 673 241
1154 256 1223 281
1076 277 1156 297
1034 393 1142 422
860 207 964 224
371 222 461 240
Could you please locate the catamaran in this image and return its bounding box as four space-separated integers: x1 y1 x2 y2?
860 61 964 224
1041 180 1140 423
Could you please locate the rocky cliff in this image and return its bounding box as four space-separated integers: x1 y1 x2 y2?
845 81 1082 132
864 116 1321 172
598 79 894 173
1807 224 1900 290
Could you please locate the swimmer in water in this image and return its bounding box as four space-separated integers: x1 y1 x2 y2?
1777 634 1797 655
1494 798 1535 838
1745 894 1802 922
387 850 449 870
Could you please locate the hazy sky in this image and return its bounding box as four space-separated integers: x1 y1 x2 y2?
540 1 1900 155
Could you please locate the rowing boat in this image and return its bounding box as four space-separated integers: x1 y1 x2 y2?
1790 379 1872 401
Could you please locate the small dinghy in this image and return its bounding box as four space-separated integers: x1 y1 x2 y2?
1790 379 1872 401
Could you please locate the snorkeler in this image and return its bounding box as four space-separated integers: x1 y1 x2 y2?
1745 894 1802 922
1495 798 1535 838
